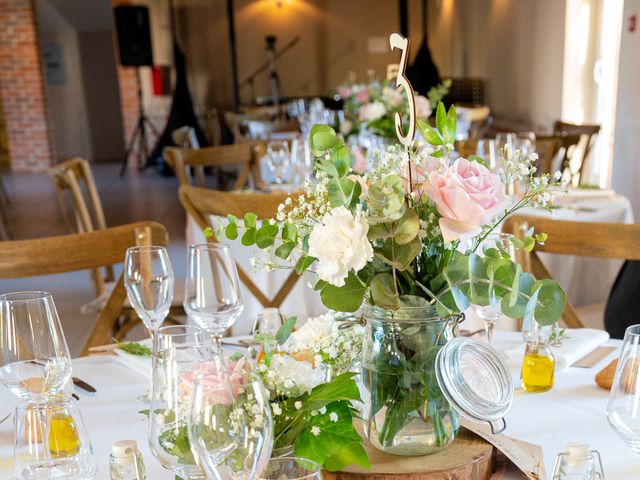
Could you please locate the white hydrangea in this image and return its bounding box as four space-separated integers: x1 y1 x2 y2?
360 101 386 122
260 354 325 399
307 206 374 287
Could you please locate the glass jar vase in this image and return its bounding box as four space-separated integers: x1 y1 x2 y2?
360 304 460 456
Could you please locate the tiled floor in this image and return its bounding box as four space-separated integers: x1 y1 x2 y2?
0 163 189 355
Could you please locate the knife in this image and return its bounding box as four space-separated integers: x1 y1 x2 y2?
72 377 97 394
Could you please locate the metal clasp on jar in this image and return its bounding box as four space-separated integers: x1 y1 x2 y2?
444 312 465 340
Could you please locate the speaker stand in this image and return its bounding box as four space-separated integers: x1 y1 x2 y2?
120 68 158 176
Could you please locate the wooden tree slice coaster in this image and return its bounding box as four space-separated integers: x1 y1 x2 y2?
323 427 494 480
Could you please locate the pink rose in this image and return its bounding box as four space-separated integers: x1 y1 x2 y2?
338 86 351 98
354 88 370 103
351 148 368 174
403 156 447 196
425 158 508 243
415 95 432 118
180 356 248 405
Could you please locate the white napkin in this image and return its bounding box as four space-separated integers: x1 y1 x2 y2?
112 343 152 379
504 328 609 370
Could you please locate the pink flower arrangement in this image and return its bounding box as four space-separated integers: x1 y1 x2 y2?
180 356 248 406
424 158 508 243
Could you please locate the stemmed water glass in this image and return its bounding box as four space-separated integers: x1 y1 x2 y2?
266 141 291 185
124 246 174 345
0 291 72 404
473 234 517 344
184 244 244 350
188 352 273 479
607 324 640 455
124 246 174 401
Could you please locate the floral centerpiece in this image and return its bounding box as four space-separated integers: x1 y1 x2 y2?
209 101 565 455
337 79 450 139
254 313 368 470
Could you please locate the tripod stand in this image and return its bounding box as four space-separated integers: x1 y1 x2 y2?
120 68 158 176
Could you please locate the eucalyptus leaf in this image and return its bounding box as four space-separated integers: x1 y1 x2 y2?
320 271 366 312
394 208 420 245
275 316 297 344
275 241 295 260
331 146 351 178
241 228 256 246
370 273 400 310
224 222 238 240
295 255 316 274
255 223 279 248
244 212 257 229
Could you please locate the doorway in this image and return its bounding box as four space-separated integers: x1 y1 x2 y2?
36 0 125 163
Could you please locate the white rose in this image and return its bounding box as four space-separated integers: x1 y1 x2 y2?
415 95 432 118
286 313 335 351
359 101 387 122
307 206 374 287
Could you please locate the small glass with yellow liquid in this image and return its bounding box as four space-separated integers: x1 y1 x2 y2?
13 396 97 478
521 321 555 392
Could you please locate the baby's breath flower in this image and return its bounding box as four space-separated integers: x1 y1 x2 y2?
311 426 321 436
329 412 339 422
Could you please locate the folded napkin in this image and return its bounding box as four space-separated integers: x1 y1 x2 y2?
504 328 609 371
112 343 152 379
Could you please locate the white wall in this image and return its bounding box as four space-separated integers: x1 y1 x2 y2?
612 0 640 217
37 0 92 161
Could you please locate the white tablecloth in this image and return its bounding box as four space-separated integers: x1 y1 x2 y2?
515 191 634 307
1 331 638 479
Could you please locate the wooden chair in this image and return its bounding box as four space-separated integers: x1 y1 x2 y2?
178 185 301 309
553 121 600 183
536 134 581 178
49 157 113 296
503 215 640 329
164 143 265 191
0 221 168 355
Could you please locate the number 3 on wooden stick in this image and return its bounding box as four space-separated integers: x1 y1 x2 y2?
389 33 416 147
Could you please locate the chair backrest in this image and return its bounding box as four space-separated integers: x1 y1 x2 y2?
171 126 200 149
49 157 113 296
205 108 223 146
536 134 581 178
178 185 300 309
0 221 168 354
503 214 640 328
164 143 264 191
553 121 601 183
244 119 299 141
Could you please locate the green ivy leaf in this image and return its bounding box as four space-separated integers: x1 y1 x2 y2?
320 271 366 312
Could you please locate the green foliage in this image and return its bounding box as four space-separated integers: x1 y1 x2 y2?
320 271 367 312
275 316 297 345
427 79 451 109
114 339 151 357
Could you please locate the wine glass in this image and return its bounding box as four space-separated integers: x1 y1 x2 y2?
266 141 291 185
0 291 72 404
149 341 221 480
516 131 536 158
474 234 517 344
291 136 313 188
261 458 322 479
496 132 517 160
155 324 207 352
124 246 174 345
188 352 273 479
184 244 244 350
476 139 499 171
607 324 640 455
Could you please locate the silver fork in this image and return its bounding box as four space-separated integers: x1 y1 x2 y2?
0 412 11 425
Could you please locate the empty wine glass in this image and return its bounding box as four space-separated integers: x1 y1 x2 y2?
516 131 536 158
155 324 207 352
124 246 174 345
291 136 313 188
266 141 291 185
607 324 640 455
496 132 517 160
474 234 517 344
0 292 72 404
184 244 244 350
188 352 273 479
476 139 499 171
261 457 322 479
124 246 174 402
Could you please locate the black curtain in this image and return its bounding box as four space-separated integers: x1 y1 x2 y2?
405 0 441 96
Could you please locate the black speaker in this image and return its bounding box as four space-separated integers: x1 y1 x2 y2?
114 6 153 67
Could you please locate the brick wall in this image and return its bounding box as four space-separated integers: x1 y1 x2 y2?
0 0 54 172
